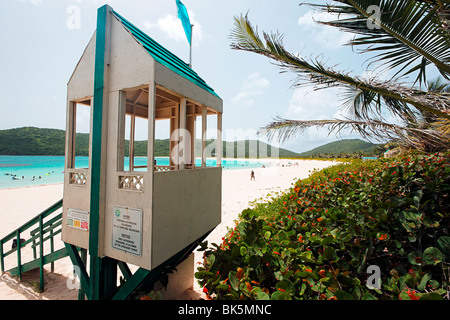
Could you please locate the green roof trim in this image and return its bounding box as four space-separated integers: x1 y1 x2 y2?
112 10 220 99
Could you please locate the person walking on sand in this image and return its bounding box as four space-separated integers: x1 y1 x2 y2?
250 170 255 181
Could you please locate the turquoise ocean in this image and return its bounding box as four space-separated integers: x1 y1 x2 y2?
0 156 266 189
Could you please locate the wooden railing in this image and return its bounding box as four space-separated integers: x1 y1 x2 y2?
0 199 68 292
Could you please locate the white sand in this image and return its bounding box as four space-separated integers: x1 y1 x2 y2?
0 159 337 300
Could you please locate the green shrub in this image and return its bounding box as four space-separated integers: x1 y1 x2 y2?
196 153 450 300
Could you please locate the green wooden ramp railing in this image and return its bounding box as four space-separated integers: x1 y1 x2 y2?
0 195 211 299
0 199 68 292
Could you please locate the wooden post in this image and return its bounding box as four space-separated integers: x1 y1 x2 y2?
187 111 196 169
201 105 207 168
39 215 44 292
89 4 112 300
16 231 21 281
69 102 77 169
117 91 126 171
179 98 186 170
169 106 179 170
0 239 4 274
129 114 135 171
216 113 222 167
147 84 156 175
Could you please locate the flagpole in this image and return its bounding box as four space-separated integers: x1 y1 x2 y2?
189 24 193 68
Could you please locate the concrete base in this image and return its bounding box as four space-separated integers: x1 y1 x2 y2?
154 253 196 300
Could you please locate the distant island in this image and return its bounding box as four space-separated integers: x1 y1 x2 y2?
298 139 382 158
0 127 381 158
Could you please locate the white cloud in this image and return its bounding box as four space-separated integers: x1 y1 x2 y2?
285 86 342 120
27 0 43 5
143 10 203 45
232 72 270 106
297 10 353 50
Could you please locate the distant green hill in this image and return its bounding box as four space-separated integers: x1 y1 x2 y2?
0 127 300 158
0 127 69 156
299 139 380 157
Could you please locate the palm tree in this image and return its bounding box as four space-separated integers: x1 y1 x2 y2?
230 0 450 152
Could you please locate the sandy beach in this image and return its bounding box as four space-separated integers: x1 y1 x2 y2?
0 159 337 300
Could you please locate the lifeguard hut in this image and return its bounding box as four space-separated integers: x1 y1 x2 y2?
62 5 222 299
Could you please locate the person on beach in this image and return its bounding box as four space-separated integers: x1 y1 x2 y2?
250 170 255 181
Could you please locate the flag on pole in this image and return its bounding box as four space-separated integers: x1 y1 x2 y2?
176 0 192 45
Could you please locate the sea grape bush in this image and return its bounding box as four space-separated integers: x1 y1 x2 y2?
196 153 450 300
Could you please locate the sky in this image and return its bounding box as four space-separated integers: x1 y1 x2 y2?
0 0 413 153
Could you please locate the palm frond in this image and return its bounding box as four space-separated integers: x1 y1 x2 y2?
262 116 449 151
306 0 450 84
230 13 450 120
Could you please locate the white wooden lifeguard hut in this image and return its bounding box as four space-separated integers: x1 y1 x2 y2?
61 5 222 299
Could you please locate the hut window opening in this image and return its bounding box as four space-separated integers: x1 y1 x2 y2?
68 98 91 170
117 87 149 173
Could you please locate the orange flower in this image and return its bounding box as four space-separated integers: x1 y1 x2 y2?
298 235 303 243
407 289 420 300
302 188 308 193
317 217 323 222
236 267 245 280
378 234 388 241
251 280 259 285
319 269 326 278
246 282 253 292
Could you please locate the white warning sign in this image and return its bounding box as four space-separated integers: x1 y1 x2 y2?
111 206 142 256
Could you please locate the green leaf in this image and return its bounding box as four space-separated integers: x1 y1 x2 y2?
241 208 255 220
419 292 444 300
408 251 422 265
240 246 248 256
215 284 229 291
437 236 450 257
205 253 215 267
274 270 283 281
299 283 307 296
322 246 335 261
229 271 239 291
275 280 295 295
300 251 316 263
411 190 423 208
429 280 440 290
423 247 444 266
194 271 214 279
322 235 334 246
335 290 354 300
270 290 291 300
264 231 271 240
361 292 378 300
417 273 431 291
337 274 356 287
255 291 270 300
